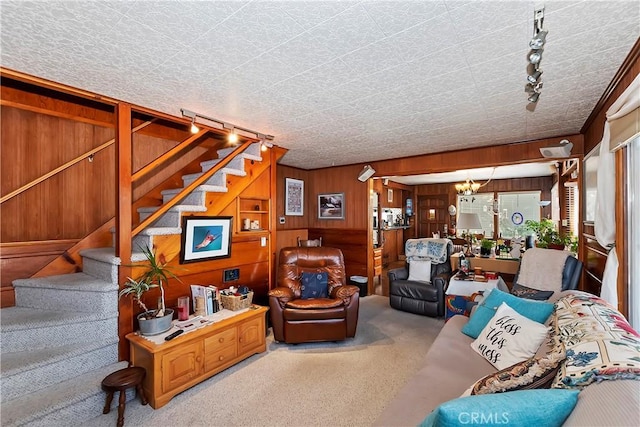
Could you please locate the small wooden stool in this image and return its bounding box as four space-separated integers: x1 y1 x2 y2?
101 366 147 427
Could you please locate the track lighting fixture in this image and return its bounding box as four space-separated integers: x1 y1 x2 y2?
526 6 547 104
190 117 199 134
180 108 275 145
527 70 543 84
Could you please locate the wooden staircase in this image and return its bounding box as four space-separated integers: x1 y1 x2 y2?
1 142 269 426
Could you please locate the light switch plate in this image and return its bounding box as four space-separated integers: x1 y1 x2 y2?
261 236 267 246
223 268 240 282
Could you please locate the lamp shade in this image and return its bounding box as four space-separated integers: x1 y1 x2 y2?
457 212 482 230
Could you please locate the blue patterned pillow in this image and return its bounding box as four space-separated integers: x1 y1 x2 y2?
300 272 328 299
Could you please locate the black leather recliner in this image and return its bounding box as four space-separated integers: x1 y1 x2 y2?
388 240 453 317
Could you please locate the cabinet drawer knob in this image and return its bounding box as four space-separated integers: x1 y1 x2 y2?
219 338 224 343
219 355 224 361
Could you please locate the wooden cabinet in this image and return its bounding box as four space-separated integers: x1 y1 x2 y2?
237 197 269 233
127 305 268 409
373 248 382 277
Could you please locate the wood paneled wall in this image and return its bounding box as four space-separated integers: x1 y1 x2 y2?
308 228 369 279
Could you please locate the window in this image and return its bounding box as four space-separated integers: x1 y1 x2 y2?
458 191 542 240
628 138 639 330
457 193 494 238
497 192 540 238
565 183 579 237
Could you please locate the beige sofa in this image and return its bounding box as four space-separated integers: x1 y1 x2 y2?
373 291 639 427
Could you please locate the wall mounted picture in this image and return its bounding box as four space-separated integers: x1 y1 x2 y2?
388 188 393 203
180 216 233 264
318 193 344 219
285 177 304 216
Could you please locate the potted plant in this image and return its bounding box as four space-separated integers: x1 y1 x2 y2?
119 246 182 336
480 238 494 257
524 219 573 250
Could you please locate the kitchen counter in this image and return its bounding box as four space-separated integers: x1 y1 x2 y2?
382 226 411 230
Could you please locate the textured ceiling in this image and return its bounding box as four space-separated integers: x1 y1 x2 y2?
1 1 639 170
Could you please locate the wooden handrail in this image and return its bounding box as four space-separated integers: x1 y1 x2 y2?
0 120 155 204
132 140 253 237
132 129 208 182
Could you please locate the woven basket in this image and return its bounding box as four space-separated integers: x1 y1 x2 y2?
220 291 253 311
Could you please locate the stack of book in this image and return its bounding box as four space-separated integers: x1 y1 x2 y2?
190 284 221 316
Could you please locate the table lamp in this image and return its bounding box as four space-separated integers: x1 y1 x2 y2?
457 212 482 257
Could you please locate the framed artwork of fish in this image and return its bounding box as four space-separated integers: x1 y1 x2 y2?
180 216 233 264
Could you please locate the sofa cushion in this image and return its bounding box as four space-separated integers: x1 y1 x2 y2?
408 259 431 282
471 302 548 369
511 283 554 300
461 289 554 339
300 271 328 299
419 389 579 427
552 291 640 388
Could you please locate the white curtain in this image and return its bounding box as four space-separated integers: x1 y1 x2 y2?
595 72 640 307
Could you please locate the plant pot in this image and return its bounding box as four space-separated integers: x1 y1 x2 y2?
480 247 491 257
137 308 174 336
547 243 566 250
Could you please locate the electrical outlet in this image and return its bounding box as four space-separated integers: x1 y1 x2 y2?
223 268 240 282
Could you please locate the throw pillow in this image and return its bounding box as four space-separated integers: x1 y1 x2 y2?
471 339 566 395
419 389 579 427
408 259 431 282
552 292 640 388
511 283 554 300
300 271 328 299
471 302 549 370
461 288 554 339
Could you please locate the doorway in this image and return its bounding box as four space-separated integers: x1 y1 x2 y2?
417 194 448 238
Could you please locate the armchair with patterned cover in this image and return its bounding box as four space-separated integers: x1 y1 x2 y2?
268 246 360 344
388 238 454 317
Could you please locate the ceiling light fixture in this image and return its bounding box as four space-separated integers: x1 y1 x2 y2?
526 6 547 104
180 108 275 145
454 168 496 195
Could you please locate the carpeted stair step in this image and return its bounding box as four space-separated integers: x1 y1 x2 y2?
130 226 183 251
80 248 120 283
13 273 117 314
1 338 118 403
161 185 228 205
1 361 131 427
216 143 262 161
182 169 229 187
137 204 207 228
1 307 117 353
200 155 247 174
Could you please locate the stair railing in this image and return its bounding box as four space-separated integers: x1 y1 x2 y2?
0 120 155 204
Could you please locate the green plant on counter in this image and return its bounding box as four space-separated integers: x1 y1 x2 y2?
524 218 574 250
480 239 494 250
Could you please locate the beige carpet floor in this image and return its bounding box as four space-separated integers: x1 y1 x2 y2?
87 295 444 427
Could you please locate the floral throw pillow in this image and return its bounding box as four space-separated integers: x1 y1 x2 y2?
552 291 640 388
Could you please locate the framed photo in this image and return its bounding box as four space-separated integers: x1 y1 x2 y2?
388 188 393 203
318 193 344 220
180 216 233 264
285 177 304 216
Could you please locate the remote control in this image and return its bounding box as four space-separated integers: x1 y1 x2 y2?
164 329 184 341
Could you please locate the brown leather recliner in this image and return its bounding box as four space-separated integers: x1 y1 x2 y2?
269 247 360 344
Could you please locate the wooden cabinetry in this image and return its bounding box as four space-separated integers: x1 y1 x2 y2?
373 248 382 277
127 306 268 409
237 197 269 233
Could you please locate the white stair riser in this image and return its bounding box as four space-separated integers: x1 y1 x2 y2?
1 317 117 353
1 343 118 403
82 257 118 284
132 234 153 252
162 189 206 205
217 143 261 159
14 287 117 314
139 210 183 228
201 156 245 172
182 171 226 188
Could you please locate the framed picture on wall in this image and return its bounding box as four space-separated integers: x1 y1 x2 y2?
285 177 304 216
318 193 344 219
180 216 233 264
388 188 393 203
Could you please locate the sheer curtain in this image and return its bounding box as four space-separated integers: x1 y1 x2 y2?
628 139 639 329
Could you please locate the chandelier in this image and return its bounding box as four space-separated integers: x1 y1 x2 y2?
455 179 481 195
